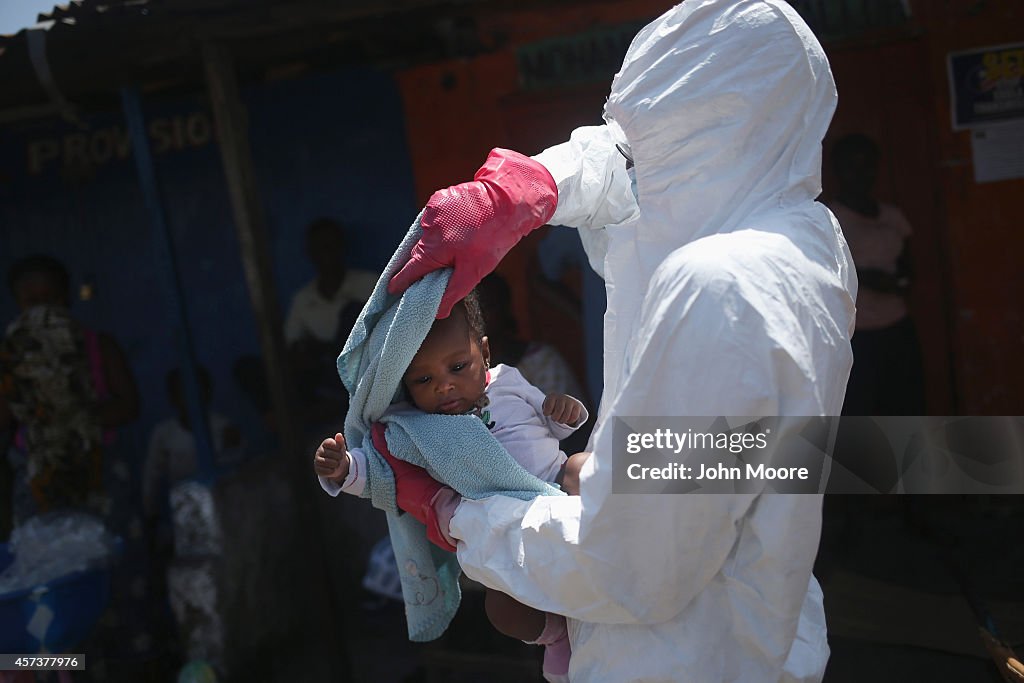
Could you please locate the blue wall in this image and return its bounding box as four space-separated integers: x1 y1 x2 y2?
0 66 417 465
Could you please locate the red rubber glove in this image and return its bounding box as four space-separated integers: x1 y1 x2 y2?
372 423 457 552
388 148 558 318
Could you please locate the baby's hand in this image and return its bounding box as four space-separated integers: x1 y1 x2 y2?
543 394 584 427
313 432 350 483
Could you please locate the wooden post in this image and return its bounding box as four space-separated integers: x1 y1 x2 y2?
202 41 349 677
201 42 298 459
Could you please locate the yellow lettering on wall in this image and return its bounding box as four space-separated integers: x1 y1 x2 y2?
171 116 186 150
186 112 212 147
1004 49 1024 80
24 111 213 175
984 49 1024 81
63 133 89 169
114 126 132 160
149 118 173 154
27 139 59 175
90 128 115 164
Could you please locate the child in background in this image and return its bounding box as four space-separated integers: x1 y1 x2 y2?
142 366 243 521
143 366 243 676
313 291 589 682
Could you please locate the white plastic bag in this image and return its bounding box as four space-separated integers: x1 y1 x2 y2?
0 512 117 595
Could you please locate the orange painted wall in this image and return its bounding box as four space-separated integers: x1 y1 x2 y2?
395 1 672 400
909 0 1024 414
825 36 957 414
395 0 671 203
396 0 1023 414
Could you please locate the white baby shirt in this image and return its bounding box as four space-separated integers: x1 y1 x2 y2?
320 363 588 496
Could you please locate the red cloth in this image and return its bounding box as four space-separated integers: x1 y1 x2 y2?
372 422 457 552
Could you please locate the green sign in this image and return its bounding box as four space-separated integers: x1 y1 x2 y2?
517 21 648 91
786 0 910 41
516 2 909 91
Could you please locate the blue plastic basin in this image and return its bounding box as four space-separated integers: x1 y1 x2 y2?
0 541 119 654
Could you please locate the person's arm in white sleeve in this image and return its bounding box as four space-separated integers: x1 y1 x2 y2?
318 447 368 497
448 264 780 625
533 125 639 232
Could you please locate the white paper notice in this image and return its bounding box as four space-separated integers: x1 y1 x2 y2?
971 122 1024 183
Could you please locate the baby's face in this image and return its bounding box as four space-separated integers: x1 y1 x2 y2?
403 310 489 415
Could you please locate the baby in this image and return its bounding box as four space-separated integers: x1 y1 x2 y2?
313 291 587 681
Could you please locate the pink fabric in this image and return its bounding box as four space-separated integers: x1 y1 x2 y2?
429 487 462 549
831 203 912 330
373 422 457 552
82 329 108 399
529 612 568 646
527 612 571 680
82 328 116 446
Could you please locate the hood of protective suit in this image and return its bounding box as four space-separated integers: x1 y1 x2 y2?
597 0 853 403
605 0 836 237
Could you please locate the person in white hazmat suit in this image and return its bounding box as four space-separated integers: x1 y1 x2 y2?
385 1 857 680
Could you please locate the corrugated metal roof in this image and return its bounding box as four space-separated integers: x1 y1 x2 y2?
0 0 494 114
0 0 491 54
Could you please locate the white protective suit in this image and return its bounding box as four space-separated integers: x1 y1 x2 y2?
447 1 856 681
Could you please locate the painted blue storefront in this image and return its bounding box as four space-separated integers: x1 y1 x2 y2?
0 66 417 461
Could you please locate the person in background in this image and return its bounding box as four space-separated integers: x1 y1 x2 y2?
0 254 160 679
477 273 590 454
285 218 389 650
0 254 138 523
535 226 606 408
144 366 241 680
142 366 243 522
284 218 378 432
829 133 925 416
476 273 586 402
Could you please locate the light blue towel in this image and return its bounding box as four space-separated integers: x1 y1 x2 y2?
337 213 563 642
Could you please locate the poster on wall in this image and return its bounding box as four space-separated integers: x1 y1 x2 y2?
970 122 1024 183
948 43 1024 183
947 43 1024 130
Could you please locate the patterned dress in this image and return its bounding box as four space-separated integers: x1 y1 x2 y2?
0 305 106 519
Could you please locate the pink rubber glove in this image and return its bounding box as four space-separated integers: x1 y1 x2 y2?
388 148 558 318
372 423 458 552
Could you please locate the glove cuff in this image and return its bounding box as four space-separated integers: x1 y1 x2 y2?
476 148 558 233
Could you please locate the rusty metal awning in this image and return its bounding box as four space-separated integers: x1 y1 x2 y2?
0 0 495 116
